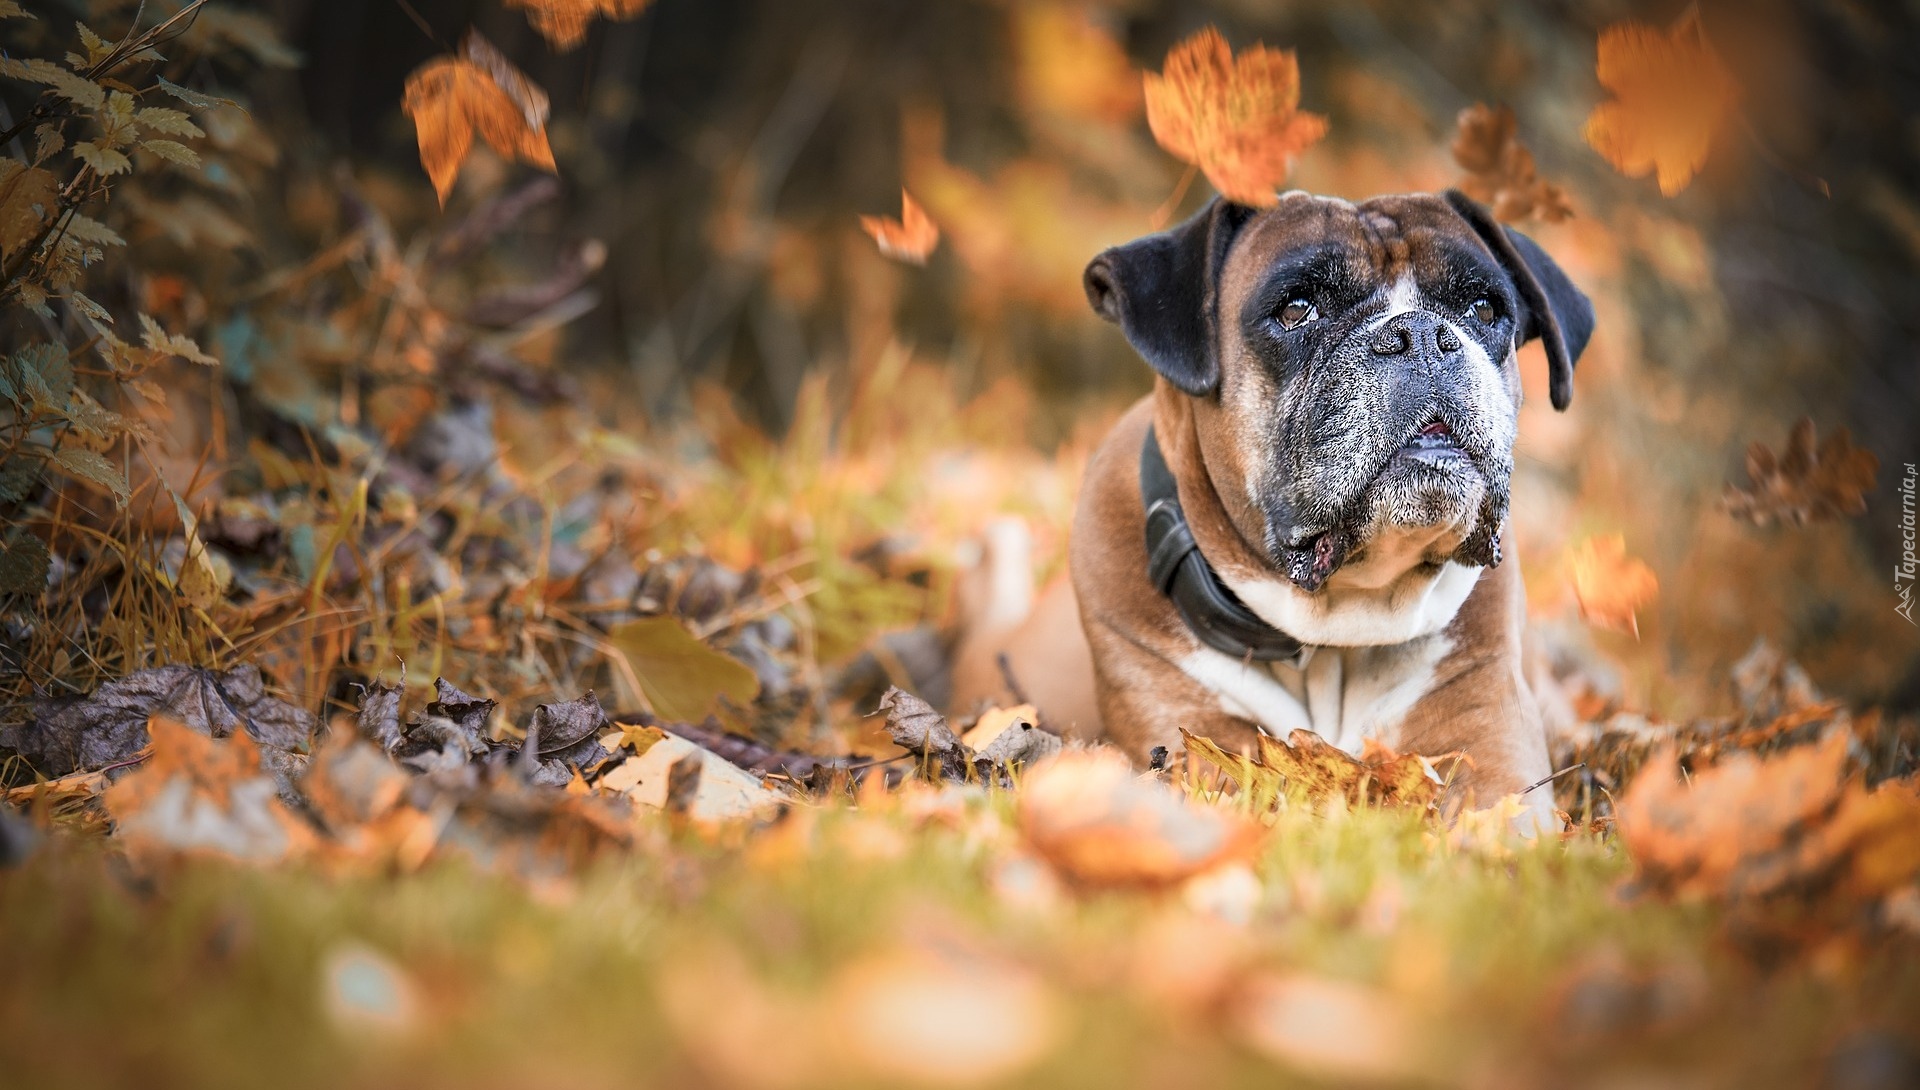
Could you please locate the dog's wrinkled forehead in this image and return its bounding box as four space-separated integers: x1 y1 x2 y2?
1217 193 1509 319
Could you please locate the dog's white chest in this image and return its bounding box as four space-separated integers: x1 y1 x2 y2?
1176 634 1453 754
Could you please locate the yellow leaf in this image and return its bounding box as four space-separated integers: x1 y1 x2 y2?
1183 727 1461 810
1582 13 1740 196
401 31 556 205
604 615 759 722
1142 27 1327 207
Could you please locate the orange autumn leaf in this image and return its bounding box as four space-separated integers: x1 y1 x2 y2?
859 189 940 265
1568 533 1659 638
1017 747 1262 890
506 0 655 52
1142 27 1327 207
1583 13 1740 196
402 31 557 206
1611 731 1920 903
102 716 314 863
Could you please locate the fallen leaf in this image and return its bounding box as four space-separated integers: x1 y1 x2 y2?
104 716 314 863
401 30 557 205
599 730 784 822
960 704 1037 751
505 0 654 51
1183 727 1461 811
825 946 1062 1086
1142 27 1327 207
859 189 940 265
1567 534 1659 638
605 615 760 723
1450 102 1573 223
1615 731 1852 901
1 663 315 780
1721 417 1879 527
521 690 612 785
878 685 972 781
1234 974 1424 1083
302 732 407 832
355 680 404 753
1582 13 1740 196
1018 747 1262 890
382 678 503 774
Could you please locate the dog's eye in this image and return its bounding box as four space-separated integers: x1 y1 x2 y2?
1277 299 1319 329
1467 298 1498 323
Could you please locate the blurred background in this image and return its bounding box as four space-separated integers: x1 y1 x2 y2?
6 0 1918 727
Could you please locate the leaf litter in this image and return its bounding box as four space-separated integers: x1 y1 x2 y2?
2 9 1918 1089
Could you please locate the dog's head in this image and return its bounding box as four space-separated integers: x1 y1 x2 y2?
1084 191 1593 592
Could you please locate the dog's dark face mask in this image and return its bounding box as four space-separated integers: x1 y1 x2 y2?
1085 191 1594 592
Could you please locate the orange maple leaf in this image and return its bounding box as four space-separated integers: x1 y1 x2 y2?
1582 13 1740 197
1567 533 1659 638
859 189 940 265
402 31 557 206
1142 27 1327 208
506 0 655 52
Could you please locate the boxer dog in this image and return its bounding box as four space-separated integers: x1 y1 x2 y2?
952 190 1592 822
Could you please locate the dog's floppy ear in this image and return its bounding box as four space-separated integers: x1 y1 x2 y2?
1443 190 1594 411
1084 198 1253 397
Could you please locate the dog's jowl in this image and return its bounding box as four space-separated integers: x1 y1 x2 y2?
952 189 1594 825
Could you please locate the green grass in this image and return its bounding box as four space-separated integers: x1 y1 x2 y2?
6 796 1913 1089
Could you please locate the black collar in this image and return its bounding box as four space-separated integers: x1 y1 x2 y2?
1140 426 1308 664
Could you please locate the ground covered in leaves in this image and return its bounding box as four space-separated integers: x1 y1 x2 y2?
5 1 1920 1087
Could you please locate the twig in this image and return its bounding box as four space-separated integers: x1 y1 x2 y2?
1520 762 1585 797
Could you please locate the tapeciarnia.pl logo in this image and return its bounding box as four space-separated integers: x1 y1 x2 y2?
1898 462 1917 626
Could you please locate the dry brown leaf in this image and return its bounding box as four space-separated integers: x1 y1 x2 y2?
858 189 939 265
1582 13 1740 196
1721 417 1880 527
1183 727 1462 811
506 0 654 51
1142 27 1327 207
401 31 557 206
1615 731 1850 901
1018 747 1262 890
1567 534 1659 638
1450 103 1573 224
0 158 59 263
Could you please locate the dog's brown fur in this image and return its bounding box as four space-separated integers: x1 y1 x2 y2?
954 191 1587 818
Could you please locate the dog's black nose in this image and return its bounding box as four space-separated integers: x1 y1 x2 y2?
1371 312 1462 358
